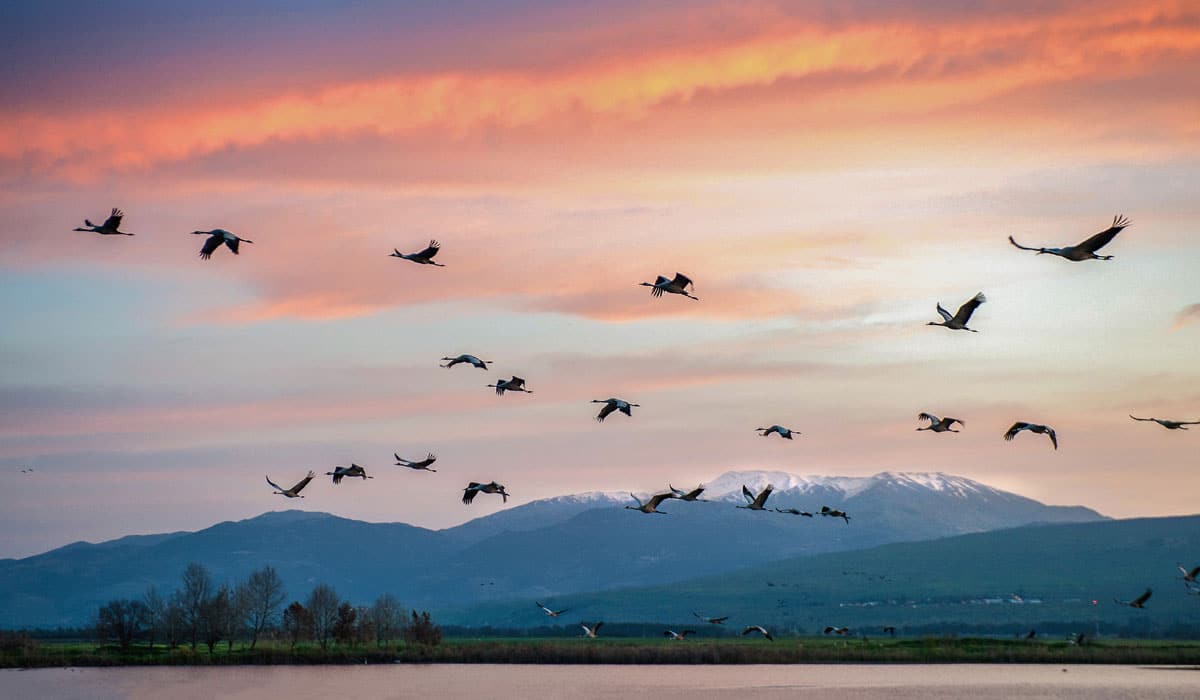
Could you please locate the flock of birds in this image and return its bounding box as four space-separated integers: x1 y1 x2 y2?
68 207 1198 638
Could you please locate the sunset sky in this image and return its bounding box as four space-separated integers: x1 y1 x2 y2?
2 0 1199 558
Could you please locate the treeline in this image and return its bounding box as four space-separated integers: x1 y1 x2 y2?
94 562 440 652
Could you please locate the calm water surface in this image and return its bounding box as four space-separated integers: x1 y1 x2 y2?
3 664 1198 699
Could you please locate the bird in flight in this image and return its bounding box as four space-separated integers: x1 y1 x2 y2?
664 630 696 640
693 612 728 625
74 208 134 236
819 506 851 523
394 453 437 472
1129 415 1200 430
1003 422 1058 450
487 376 532 396
580 622 603 638
440 354 491 370
625 492 675 514
536 602 568 617
774 507 813 517
742 625 773 641
1114 589 1152 609
1177 565 1200 584
927 292 986 332
390 240 444 266
640 272 698 300
756 425 799 440
266 471 315 498
1008 215 1130 261
917 413 963 433
824 626 852 636
462 481 509 505
192 229 252 259
325 464 373 484
737 484 774 511
592 398 639 422
670 484 706 501
882 626 896 637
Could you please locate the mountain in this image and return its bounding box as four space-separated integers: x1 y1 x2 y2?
449 514 1200 635
0 471 1103 627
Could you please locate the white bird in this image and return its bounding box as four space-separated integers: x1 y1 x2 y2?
737 484 774 511
325 463 373 484
1004 421 1058 450
670 484 706 501
266 471 315 498
927 292 986 332
1130 415 1200 430
581 621 603 638
395 453 437 472
625 492 675 514
1009 215 1130 261
390 240 444 266
917 413 964 433
536 602 568 617
592 398 639 422
640 272 698 300
441 354 491 370
74 208 134 236
462 481 509 504
192 229 252 259
756 425 799 440
742 625 773 641
487 376 532 395
664 630 696 640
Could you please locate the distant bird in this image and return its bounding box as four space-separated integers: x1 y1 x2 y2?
192 229 252 259
18 468 33 474
756 425 799 440
580 622 603 638
664 630 696 640
626 492 674 514
824 626 851 636
882 626 896 637
1177 565 1200 584
692 612 728 625
395 453 438 472
737 484 774 511
640 272 698 300
670 484 706 501
74 208 134 236
390 240 444 266
462 481 509 505
325 463 373 484
774 507 813 517
917 413 963 433
487 376 531 395
440 354 492 370
1025 629 1037 640
1130 415 1200 430
742 625 773 641
1067 632 1087 646
536 602 568 618
266 471 315 498
1008 215 1130 261
927 292 986 332
1114 589 1152 608
1003 422 1058 450
819 506 850 524
592 398 639 422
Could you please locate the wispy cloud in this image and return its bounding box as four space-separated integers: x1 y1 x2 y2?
1173 303 1200 329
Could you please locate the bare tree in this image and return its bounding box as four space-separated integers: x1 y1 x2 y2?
201 584 233 653
236 566 286 650
306 583 340 650
332 602 358 647
180 562 212 650
97 599 149 648
164 591 187 650
282 601 312 650
142 585 164 650
369 593 404 648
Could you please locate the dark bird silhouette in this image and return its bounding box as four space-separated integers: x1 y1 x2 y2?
756 425 799 440
693 612 728 625
192 229 252 259
266 471 315 498
1025 629 1037 640
626 492 675 514
441 354 491 370
536 602 568 617
74 208 134 236
737 484 774 511
325 463 373 484
1130 415 1200 430
824 626 851 636
1008 215 1129 261
487 376 531 395
580 622 603 638
462 481 509 504
742 625 773 641
927 292 986 332
1004 421 1058 450
882 626 896 637
670 484 706 501
1178 565 1200 584
774 507 814 517
593 398 639 422
394 453 437 472
917 413 963 433
1115 589 1152 608
664 630 697 640
819 506 850 523
390 240 444 266
640 272 698 300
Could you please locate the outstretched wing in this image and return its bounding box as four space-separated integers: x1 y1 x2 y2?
596 401 617 422
199 234 223 259
102 208 123 230
1004 422 1028 441
918 412 936 424
752 485 774 508
592 621 603 632
291 472 315 494
509 376 526 390
225 237 241 255
647 492 674 509
1189 566 1200 579
742 485 754 504
1007 235 1042 252
672 272 693 289
1128 415 1152 422
944 417 963 428
265 475 285 492
462 483 482 504
952 292 986 325
1045 426 1058 450
1132 589 1152 606
416 240 440 260
935 304 953 322
1076 215 1129 253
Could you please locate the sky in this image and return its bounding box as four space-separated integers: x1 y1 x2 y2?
1 0 1199 558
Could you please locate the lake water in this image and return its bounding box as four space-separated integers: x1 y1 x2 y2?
2 664 1198 699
